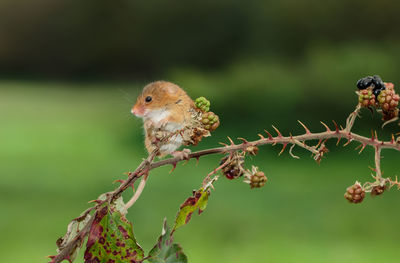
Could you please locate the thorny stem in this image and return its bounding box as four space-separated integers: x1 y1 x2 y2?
375 146 382 180
50 108 400 263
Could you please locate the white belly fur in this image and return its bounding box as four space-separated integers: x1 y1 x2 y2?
145 109 185 154
160 122 184 154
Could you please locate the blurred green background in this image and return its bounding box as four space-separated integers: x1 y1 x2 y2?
1 0 400 262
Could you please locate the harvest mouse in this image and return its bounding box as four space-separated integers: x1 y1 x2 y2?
131 81 195 158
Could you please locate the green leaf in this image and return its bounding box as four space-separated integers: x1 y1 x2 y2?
147 219 187 263
84 198 144 263
173 179 216 232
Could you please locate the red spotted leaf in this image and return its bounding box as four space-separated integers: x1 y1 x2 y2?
84 199 144 263
49 211 92 263
173 186 211 232
147 219 187 263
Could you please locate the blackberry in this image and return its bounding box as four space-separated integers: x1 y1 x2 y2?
249 171 267 189
358 88 376 107
195 97 210 112
357 76 374 90
220 155 244 180
201 111 220 131
377 85 399 112
344 182 365 204
377 83 399 120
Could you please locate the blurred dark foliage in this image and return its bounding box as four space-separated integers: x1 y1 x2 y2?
1 0 400 79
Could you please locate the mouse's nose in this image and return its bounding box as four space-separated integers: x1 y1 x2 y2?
131 105 144 117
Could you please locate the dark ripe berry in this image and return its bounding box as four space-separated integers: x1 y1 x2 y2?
373 75 385 90
220 155 244 180
344 182 365 204
357 76 374 90
371 185 386 196
373 88 383 98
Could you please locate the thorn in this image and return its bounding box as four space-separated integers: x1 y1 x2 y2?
320 121 331 132
272 125 282 137
264 129 273 140
289 133 293 139
113 179 126 185
297 120 311 134
315 139 322 148
227 136 235 145
374 130 378 141
195 156 200 166
278 143 287 156
340 125 344 130
343 139 352 147
391 134 395 144
169 162 177 173
88 199 103 204
332 120 339 132
359 144 367 154
371 130 375 141
237 137 248 144
219 142 228 147
336 137 342 146
258 133 265 139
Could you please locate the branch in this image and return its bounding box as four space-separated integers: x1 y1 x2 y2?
50 110 400 263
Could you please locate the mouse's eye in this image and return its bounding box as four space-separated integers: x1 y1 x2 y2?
145 96 152 103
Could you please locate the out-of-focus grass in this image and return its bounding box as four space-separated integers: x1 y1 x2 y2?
0 80 399 263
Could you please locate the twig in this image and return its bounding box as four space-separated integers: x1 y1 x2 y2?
125 172 150 209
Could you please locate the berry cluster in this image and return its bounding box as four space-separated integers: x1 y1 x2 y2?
201 112 220 131
195 97 210 112
242 166 268 189
220 154 245 180
377 83 399 120
344 182 365 203
249 171 267 189
358 89 376 107
356 75 399 122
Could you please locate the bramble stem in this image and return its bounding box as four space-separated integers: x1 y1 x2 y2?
50 109 400 263
375 146 382 179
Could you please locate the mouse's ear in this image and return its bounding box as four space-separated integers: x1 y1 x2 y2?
165 83 181 95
